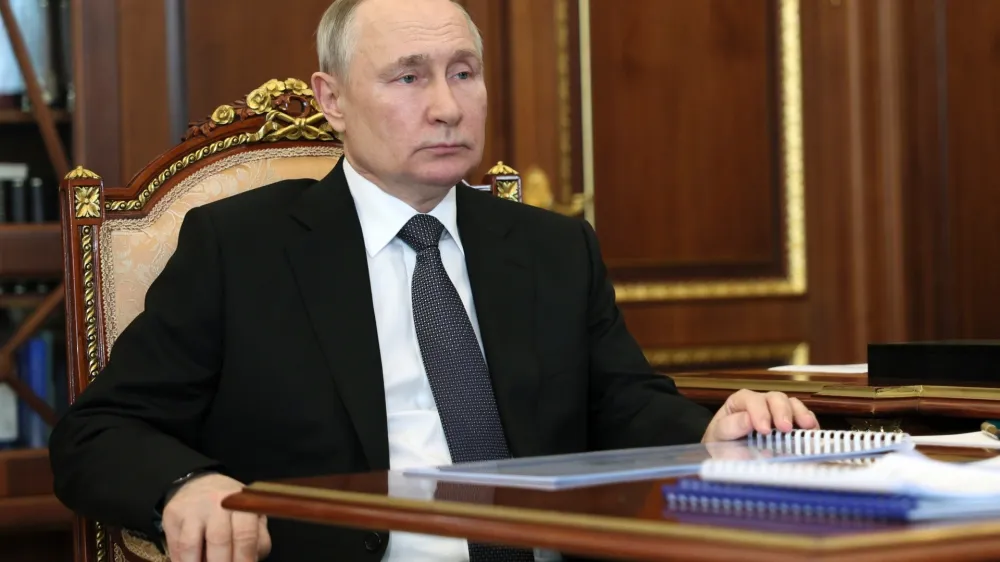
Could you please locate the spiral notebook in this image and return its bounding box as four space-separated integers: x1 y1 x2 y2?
700 448 1000 498
673 449 1000 521
403 429 913 490
663 477 1000 522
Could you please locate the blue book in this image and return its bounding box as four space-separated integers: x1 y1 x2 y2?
17 335 49 448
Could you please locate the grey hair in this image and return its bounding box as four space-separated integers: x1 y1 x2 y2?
316 0 484 79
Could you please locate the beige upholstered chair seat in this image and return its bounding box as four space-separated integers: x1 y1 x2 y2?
99 147 341 350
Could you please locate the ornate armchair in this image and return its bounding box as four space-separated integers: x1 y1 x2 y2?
58 77 523 562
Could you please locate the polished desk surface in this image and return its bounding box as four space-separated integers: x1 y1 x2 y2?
670 368 1000 420
224 446 1000 562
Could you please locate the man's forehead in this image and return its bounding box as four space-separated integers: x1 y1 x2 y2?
355 0 472 49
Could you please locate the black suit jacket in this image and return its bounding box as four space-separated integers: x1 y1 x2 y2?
49 157 713 561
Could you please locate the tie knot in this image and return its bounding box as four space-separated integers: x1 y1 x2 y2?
398 214 445 252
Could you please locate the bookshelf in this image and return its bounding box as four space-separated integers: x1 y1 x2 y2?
0 1 74 560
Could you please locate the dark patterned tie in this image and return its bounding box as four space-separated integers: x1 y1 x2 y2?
398 214 535 562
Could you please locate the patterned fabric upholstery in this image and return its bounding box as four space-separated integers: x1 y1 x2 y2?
98 146 341 351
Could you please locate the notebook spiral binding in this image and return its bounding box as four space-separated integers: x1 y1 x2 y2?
746 429 910 457
663 479 913 522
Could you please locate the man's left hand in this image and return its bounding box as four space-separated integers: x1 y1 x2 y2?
702 389 819 443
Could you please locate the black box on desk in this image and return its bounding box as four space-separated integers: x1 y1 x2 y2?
868 341 1000 387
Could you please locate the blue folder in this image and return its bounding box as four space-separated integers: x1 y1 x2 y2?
404 429 912 490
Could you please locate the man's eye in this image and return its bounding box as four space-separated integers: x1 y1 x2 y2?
455 71 471 80
399 74 417 84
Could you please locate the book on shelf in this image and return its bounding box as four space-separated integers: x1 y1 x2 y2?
1 161 60 225
0 326 67 450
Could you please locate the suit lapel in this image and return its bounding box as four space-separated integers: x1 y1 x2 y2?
457 187 542 458
285 158 389 470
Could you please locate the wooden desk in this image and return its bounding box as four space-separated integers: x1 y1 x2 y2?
223 447 1000 562
671 369 1000 433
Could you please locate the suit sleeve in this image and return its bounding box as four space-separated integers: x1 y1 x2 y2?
49 205 228 538
580 220 714 449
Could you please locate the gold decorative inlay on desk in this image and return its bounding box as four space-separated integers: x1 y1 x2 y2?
245 479 1000 552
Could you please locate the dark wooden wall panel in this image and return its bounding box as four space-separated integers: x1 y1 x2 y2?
459 0 511 181
506 0 561 194
798 0 861 363
944 1 1000 339
118 0 171 184
184 0 333 126
900 0 950 342
590 0 779 277
74 0 121 185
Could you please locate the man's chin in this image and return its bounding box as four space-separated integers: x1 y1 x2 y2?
411 160 478 188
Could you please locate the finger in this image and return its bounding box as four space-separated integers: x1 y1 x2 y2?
706 440 756 460
231 510 260 562
204 509 232 562
709 411 753 441
171 517 206 562
258 516 272 558
727 390 772 434
766 391 794 432
790 397 819 428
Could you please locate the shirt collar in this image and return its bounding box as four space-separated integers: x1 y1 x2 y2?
343 156 463 258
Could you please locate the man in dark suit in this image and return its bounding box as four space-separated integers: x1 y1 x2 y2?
48 0 819 561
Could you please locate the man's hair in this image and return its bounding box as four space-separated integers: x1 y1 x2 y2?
316 0 484 79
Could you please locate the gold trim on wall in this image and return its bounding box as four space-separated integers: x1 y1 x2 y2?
577 0 807 302
645 342 809 368
577 0 595 228
556 0 573 205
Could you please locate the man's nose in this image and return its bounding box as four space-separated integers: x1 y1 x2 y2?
427 78 462 125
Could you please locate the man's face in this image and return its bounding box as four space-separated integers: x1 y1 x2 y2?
317 0 487 192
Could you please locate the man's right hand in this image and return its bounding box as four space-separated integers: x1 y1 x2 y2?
161 473 272 562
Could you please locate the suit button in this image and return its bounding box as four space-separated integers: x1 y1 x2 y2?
364 532 382 552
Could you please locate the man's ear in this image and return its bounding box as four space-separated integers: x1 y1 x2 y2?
311 71 347 136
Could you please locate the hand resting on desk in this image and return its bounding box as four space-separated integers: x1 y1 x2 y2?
161 472 271 562
702 389 819 443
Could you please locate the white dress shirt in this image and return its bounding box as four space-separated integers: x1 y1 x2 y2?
343 159 558 562
344 159 475 561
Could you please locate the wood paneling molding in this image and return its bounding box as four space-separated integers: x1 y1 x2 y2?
580 0 807 302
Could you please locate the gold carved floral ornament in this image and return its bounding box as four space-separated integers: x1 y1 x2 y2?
496 180 519 201
110 77 337 212
65 165 102 180
74 186 101 218
487 161 517 176
210 104 235 125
